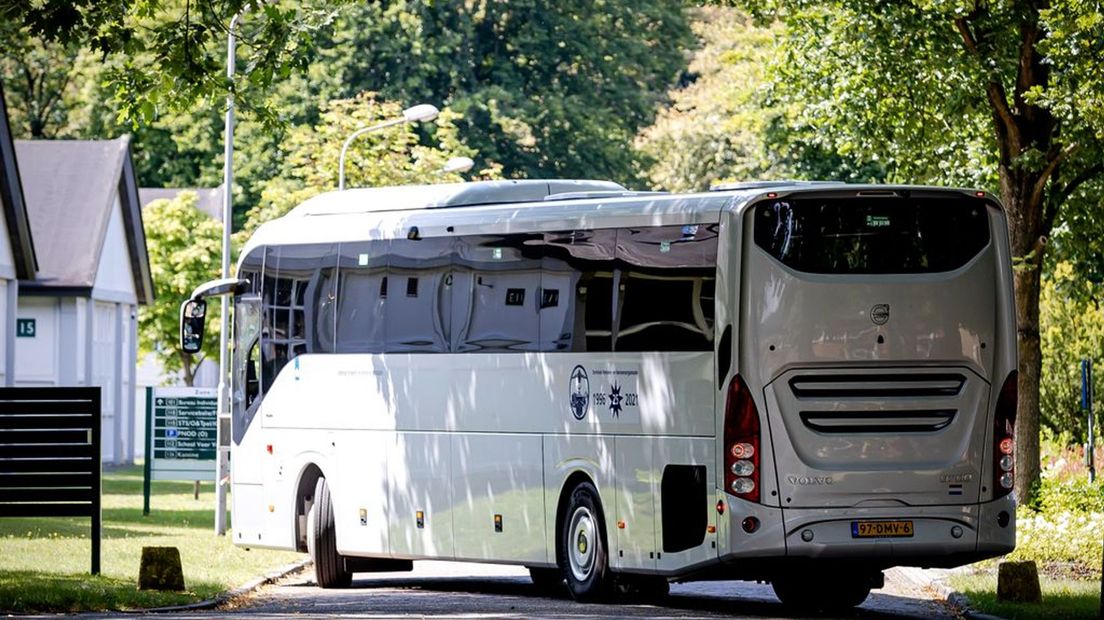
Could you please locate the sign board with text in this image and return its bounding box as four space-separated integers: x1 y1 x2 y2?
146 386 217 482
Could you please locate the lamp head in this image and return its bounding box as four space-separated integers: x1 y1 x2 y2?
403 104 439 123
442 156 475 174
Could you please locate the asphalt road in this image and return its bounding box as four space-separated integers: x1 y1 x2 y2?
174 561 957 619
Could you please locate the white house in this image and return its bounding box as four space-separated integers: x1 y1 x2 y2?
14 136 154 465
0 85 40 387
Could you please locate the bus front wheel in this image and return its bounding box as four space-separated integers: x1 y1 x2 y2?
308 477 351 588
559 481 612 601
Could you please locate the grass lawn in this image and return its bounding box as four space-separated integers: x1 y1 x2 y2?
949 571 1102 620
0 466 302 613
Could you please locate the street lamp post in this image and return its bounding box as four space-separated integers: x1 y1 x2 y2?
338 104 439 190
213 6 250 537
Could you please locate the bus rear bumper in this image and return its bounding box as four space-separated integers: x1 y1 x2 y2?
774 496 1016 567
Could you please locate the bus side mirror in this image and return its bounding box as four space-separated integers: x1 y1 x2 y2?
180 299 207 354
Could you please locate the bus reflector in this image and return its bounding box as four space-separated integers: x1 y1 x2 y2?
993 371 1017 498
724 375 761 503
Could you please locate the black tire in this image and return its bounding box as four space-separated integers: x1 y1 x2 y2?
528 566 564 594
559 481 612 601
308 477 351 588
772 572 872 613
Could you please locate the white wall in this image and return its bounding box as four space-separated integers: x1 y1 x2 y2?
0 206 17 387
92 194 138 303
15 297 59 385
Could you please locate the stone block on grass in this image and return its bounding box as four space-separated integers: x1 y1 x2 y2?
996 560 1041 603
138 546 186 591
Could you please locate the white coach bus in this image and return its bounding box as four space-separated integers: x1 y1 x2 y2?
181 179 1017 611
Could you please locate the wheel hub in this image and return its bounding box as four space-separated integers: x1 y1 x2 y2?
567 506 596 582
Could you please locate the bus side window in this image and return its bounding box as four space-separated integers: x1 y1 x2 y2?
453 234 543 352
385 236 452 353
540 230 616 352
335 240 387 353
614 224 718 352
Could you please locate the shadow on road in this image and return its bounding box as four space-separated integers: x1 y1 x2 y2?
262 573 951 619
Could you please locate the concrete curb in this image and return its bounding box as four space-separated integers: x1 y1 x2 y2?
119 557 311 614
893 566 1007 620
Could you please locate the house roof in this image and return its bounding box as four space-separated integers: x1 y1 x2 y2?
14 136 154 304
0 84 38 280
139 186 224 221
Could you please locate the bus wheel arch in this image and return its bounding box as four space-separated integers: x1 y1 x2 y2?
294 463 325 552
555 472 612 601
554 471 596 569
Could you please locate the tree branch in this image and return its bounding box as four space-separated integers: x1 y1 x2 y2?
1040 160 1104 237
1031 142 1077 209
1058 162 1104 204
955 16 1020 150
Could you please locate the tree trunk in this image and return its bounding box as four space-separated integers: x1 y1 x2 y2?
1000 164 1048 503
181 353 196 387
1013 262 1043 501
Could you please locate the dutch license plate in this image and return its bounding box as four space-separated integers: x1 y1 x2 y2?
850 520 914 538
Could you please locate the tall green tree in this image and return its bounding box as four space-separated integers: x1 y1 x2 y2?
228 0 694 199
240 92 499 237
745 0 1104 500
141 191 224 386
0 0 343 125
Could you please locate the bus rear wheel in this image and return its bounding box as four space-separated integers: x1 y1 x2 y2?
308 477 351 588
559 481 612 601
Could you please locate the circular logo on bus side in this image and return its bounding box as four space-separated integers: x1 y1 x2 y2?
569 365 590 420
870 304 890 325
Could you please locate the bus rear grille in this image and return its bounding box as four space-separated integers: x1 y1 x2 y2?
789 373 965 399
799 409 956 434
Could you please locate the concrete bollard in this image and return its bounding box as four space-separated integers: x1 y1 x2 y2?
138 546 186 591
996 560 1042 603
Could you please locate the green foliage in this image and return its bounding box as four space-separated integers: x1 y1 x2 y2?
0 0 344 126
140 192 224 384
4 0 692 222
636 8 785 191
747 2 1001 187
239 92 498 238
1039 262 1104 443
1001 437 1104 574
637 6 886 191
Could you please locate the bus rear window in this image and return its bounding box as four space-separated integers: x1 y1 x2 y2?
753 197 991 274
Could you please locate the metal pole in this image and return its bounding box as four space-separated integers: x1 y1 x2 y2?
143 386 152 516
214 10 242 537
1084 359 1096 483
337 117 406 190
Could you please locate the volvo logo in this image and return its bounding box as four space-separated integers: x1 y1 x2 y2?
569 365 590 420
870 304 890 325
787 475 834 486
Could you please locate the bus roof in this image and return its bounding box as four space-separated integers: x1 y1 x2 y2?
287 179 629 216
241 180 995 259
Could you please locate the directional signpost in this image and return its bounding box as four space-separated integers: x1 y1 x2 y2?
143 387 217 515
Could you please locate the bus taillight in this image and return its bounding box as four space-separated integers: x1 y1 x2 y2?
724 374 760 503
993 371 1017 499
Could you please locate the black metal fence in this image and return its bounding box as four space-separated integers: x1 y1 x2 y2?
0 387 102 574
